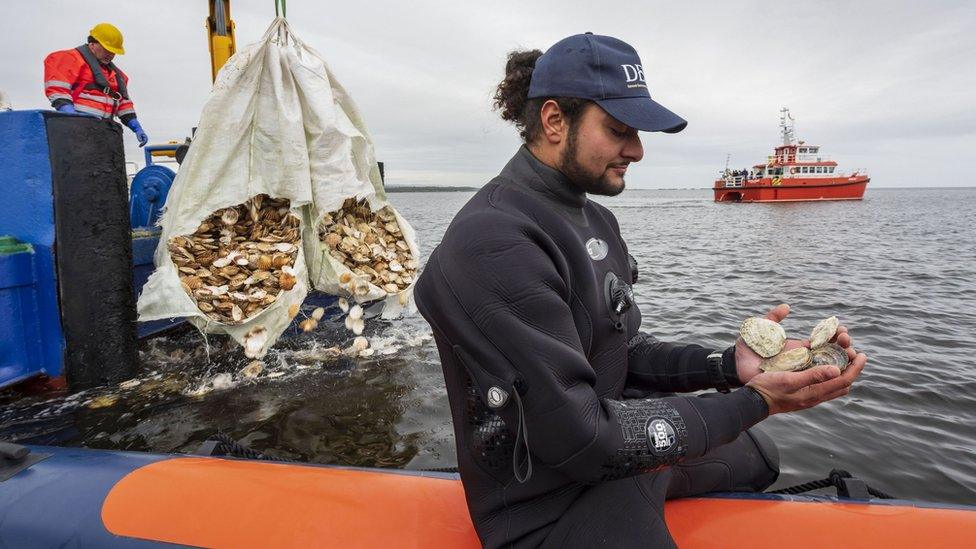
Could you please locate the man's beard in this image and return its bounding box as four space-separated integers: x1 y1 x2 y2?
558 126 625 197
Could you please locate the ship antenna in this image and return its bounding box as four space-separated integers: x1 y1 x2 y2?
780 107 796 146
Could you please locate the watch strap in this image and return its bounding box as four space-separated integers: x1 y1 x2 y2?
707 350 731 393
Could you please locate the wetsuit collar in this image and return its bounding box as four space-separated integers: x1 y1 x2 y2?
506 146 588 210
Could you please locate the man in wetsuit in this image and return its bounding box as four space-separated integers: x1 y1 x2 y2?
415 33 866 548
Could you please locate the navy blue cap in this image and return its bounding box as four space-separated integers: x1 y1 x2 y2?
528 33 687 133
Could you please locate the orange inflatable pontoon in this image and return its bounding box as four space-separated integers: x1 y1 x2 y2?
2 445 974 547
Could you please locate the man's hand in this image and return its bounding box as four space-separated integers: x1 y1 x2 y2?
747 349 866 415
734 303 858 384
56 103 97 117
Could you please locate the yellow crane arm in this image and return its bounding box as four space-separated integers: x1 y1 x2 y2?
206 0 236 83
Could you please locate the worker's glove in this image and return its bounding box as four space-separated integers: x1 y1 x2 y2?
126 118 149 147
56 103 97 117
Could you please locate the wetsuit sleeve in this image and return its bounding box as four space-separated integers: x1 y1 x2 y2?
417 214 768 484
626 333 742 393
44 50 79 109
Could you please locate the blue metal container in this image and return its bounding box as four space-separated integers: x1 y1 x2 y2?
0 238 52 388
0 111 67 387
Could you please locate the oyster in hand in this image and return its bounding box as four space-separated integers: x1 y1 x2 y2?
809 316 840 349
759 347 812 373
809 343 850 372
740 317 787 358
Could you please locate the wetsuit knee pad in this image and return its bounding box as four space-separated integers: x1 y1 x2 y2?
744 426 780 491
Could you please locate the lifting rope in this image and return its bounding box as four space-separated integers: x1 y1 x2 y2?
274 0 287 18
198 432 297 462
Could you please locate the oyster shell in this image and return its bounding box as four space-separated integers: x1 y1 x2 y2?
740 317 787 358
809 316 839 349
809 343 850 372
760 347 812 373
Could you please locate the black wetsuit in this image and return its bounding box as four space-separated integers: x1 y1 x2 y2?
415 147 779 548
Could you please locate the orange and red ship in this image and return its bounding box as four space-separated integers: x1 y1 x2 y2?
714 108 869 202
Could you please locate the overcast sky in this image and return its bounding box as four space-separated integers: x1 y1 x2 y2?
2 1 973 188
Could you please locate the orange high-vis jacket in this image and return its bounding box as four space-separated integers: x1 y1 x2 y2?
43 46 137 122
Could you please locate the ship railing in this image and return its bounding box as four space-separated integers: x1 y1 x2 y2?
722 176 746 188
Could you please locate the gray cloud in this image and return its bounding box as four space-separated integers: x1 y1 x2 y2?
2 0 972 188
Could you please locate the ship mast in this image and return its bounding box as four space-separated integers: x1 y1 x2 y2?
780 107 796 146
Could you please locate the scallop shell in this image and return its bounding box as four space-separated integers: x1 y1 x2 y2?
809 316 839 349
243 326 268 359
317 198 418 297
809 343 849 372
351 318 365 335
311 307 325 321
760 347 812 373
740 317 787 358
221 208 239 225
241 361 264 378
169 195 301 327
324 233 342 248
279 273 297 291
352 336 369 351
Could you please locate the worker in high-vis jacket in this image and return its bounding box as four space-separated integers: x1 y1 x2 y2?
43 23 149 147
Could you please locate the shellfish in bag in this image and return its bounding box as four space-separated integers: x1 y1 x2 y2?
292 27 419 319
138 19 321 358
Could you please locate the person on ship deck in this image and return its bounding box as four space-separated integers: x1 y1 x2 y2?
415 32 867 548
43 22 149 147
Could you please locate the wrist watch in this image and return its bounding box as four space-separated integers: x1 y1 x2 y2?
707 351 731 393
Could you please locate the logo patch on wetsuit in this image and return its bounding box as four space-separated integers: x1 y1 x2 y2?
646 418 677 455
486 386 509 408
585 238 609 261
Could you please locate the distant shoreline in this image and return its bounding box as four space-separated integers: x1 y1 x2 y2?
385 186 479 193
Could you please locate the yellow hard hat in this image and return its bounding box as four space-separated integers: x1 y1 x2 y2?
89 23 125 55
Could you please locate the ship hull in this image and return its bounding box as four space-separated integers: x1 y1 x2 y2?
713 176 869 203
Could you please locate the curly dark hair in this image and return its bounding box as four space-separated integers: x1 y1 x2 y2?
493 49 589 143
